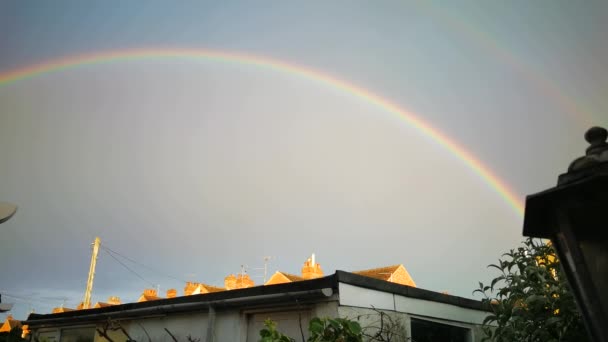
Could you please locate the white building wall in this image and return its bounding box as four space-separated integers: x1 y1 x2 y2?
38 300 339 342
124 312 209 342
339 283 395 311
395 294 488 325
338 283 489 342
214 311 243 341
338 306 409 341
311 300 339 318
31 284 489 342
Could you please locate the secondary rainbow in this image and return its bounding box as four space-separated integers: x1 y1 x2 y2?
416 2 594 126
0 48 525 216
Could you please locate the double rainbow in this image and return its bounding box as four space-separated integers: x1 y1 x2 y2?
0 48 524 216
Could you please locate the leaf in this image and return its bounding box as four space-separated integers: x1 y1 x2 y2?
491 275 505 291
346 321 361 335
488 263 503 272
309 319 324 334
545 316 561 326
474 237 587 341
328 318 341 331
482 314 497 325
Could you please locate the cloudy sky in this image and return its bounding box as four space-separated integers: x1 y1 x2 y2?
1 1 607 320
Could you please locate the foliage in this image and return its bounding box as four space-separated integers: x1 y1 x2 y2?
259 319 295 342
474 238 588 341
0 327 25 342
259 317 363 342
308 317 362 342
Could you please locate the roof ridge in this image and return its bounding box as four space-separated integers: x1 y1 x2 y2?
278 271 304 278
352 264 402 273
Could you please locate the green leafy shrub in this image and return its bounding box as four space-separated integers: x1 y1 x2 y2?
308 317 362 342
259 317 363 342
259 319 295 342
474 238 588 341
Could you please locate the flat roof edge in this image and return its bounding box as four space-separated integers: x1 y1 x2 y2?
25 275 337 326
335 271 489 312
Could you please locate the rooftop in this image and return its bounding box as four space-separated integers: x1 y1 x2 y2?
25 271 487 327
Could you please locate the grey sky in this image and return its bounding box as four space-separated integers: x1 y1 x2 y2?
1 1 606 320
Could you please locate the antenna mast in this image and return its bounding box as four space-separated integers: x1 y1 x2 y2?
263 256 272 283
83 237 101 309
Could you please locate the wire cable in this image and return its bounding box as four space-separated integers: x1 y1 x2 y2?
1 292 65 306
102 248 156 287
101 245 187 283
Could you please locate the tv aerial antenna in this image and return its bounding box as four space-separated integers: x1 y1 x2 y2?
262 256 273 283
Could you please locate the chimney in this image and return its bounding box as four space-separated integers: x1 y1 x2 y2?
301 254 324 279
166 289 177 298
235 274 255 289
184 282 198 296
225 274 237 290
225 273 254 289
143 289 157 297
108 296 121 305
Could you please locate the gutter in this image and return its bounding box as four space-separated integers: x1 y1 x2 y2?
25 288 334 328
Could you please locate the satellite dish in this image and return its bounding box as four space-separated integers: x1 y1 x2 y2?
0 202 18 224
0 294 14 313
0 303 13 313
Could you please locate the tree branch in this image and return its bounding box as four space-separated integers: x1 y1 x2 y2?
164 327 178 342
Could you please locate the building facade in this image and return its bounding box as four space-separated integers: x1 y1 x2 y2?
25 271 490 342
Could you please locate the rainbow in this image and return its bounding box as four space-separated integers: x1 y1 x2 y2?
0 48 524 216
416 2 594 126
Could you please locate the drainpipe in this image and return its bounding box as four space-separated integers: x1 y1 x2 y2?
205 306 215 342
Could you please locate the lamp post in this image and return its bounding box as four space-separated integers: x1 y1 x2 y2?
523 126 608 342
0 202 17 224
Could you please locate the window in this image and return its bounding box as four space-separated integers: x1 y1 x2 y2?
59 327 96 342
410 318 470 342
37 330 59 342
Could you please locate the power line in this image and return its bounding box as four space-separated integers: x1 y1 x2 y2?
101 245 187 283
1 292 65 305
102 248 155 287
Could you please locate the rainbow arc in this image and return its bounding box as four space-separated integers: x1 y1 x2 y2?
0 48 524 216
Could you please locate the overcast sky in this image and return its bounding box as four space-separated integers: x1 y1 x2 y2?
1 1 607 320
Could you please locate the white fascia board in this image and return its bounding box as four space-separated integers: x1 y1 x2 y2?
338 283 394 311
395 294 488 325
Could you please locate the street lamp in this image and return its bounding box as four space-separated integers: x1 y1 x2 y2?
523 126 608 342
0 202 17 224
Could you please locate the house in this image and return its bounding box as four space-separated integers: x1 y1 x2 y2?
93 296 121 308
265 256 414 288
0 314 21 333
137 289 161 303
264 254 324 285
353 264 416 287
184 283 225 295
0 314 29 339
265 271 305 285
24 271 491 342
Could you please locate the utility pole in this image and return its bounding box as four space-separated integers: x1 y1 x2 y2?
83 237 100 309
